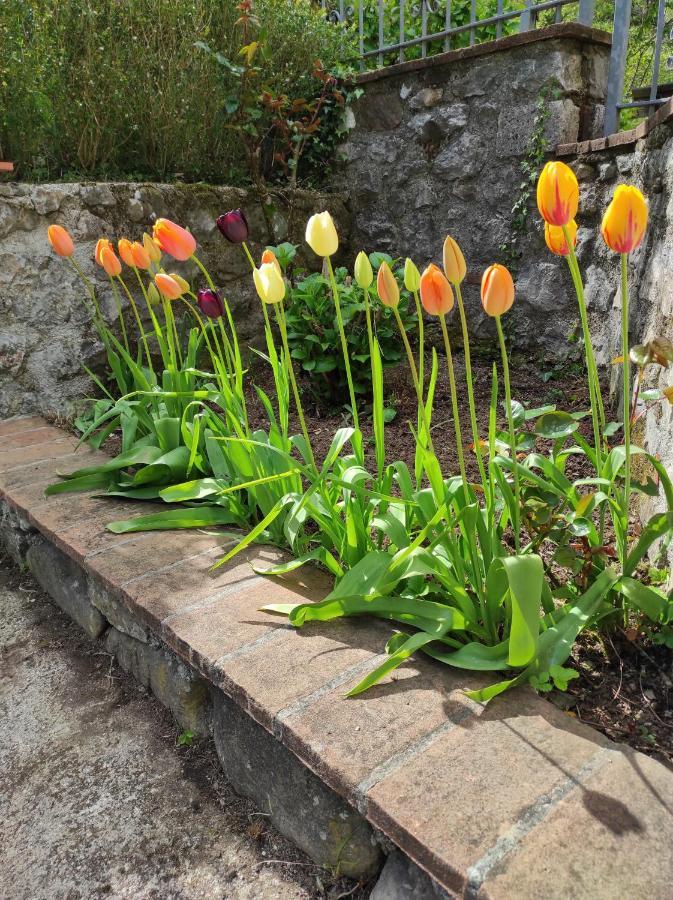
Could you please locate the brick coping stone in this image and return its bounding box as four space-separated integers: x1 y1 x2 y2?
2 415 673 898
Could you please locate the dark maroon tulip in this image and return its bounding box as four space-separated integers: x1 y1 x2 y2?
216 208 249 243
197 288 225 319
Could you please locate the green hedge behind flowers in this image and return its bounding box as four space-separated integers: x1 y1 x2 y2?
0 0 355 184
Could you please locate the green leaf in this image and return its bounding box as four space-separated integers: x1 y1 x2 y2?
534 411 579 440
107 506 238 534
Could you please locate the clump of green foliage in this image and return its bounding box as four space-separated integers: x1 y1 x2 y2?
0 0 356 184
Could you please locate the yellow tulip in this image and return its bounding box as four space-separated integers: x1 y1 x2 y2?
376 261 399 308
171 273 190 293
305 211 338 257
143 232 162 263
354 251 373 289
537 161 579 227
403 258 421 293
601 185 648 253
261 248 282 274
253 262 285 305
481 264 515 317
420 264 454 316
442 236 466 285
544 220 578 257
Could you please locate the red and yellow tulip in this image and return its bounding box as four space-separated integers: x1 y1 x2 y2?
537 161 579 227
152 218 196 261
601 185 648 254
545 220 578 257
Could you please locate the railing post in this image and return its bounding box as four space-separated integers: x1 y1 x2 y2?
519 0 534 32
578 0 596 27
604 0 632 136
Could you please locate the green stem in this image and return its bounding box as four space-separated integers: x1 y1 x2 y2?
116 275 153 374
132 268 169 370
621 251 631 570
108 277 130 354
276 299 317 473
412 289 425 401
69 258 104 325
326 257 360 434
495 315 521 552
241 241 256 270
439 315 469 504
393 306 435 457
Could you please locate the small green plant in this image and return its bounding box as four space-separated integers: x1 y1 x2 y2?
177 729 195 747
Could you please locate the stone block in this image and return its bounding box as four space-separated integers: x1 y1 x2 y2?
26 535 106 639
370 850 451 900
88 576 150 643
212 688 381 879
0 500 35 567
105 627 211 737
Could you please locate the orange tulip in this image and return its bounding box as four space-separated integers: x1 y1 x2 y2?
481 264 515 317
601 185 648 254
143 232 162 263
420 264 454 316
154 273 185 300
118 238 136 267
100 245 122 277
131 241 151 270
152 218 196 261
47 224 74 258
261 248 282 273
442 236 466 285
94 238 112 266
537 161 579 227
544 220 578 257
376 261 399 308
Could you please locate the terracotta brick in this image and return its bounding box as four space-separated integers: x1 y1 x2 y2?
0 424 69 450
480 749 673 900
0 448 108 493
0 415 48 437
0 436 79 473
364 689 609 895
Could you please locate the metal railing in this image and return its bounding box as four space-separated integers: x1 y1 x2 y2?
321 1 596 68
604 0 673 136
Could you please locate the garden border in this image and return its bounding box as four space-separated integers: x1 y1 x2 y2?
2 415 673 898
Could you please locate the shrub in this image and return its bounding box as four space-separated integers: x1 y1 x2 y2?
0 0 356 183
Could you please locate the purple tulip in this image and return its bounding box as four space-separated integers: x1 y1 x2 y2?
216 208 249 243
197 288 225 320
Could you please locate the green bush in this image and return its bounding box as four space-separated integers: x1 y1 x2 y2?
0 0 356 183
280 247 418 409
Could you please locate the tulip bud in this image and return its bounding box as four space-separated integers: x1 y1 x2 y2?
601 185 648 254
480 264 515 317
544 220 577 257
117 238 135 268
536 161 579 227
143 232 162 263
95 238 112 266
100 245 122 277
197 288 225 319
376 261 400 309
354 251 373 289
131 241 151 270
253 262 285 305
305 211 339 257
261 248 282 273
155 273 185 300
442 235 467 285
147 283 161 305
47 224 74 258
420 264 454 316
171 273 190 293
404 258 421 293
152 218 196 261
216 208 249 243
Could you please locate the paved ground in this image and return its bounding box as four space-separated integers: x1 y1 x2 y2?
0 556 366 900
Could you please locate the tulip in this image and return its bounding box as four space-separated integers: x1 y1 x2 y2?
404 258 421 293
376 261 399 308
481 264 515 317
420 264 454 316
47 224 74 258
118 238 136 268
216 208 249 244
95 238 112 266
143 232 162 263
537 161 579 227
442 236 466 285
131 241 151 270
261 248 282 273
172 273 190 293
100 245 122 277
354 251 373 289
601 185 648 254
197 288 225 319
155 273 185 300
147 283 161 305
152 218 196 261
545 220 578 257
305 211 338 257
253 262 285 305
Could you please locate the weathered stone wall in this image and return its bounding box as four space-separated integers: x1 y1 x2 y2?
0 182 349 418
338 24 611 353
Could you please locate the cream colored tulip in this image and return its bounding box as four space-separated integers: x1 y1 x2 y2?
305 211 338 257
253 262 286 304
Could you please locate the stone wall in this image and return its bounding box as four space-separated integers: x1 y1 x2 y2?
0 182 348 418
338 24 611 353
